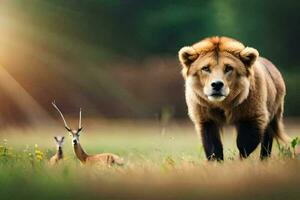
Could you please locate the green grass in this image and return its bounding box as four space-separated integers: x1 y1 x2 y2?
1 120 300 200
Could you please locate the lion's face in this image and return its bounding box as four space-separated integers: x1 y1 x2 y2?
187 51 249 102
179 37 258 104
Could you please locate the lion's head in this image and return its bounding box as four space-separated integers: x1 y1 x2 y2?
179 36 259 105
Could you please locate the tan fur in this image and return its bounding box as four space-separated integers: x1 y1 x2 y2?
73 142 124 166
179 36 289 160
49 153 61 165
49 136 64 165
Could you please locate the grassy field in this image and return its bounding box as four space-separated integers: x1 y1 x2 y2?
1 119 300 200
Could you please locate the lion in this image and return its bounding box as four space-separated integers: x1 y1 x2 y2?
178 36 289 160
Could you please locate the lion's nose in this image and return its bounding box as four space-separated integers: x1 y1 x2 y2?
211 81 224 91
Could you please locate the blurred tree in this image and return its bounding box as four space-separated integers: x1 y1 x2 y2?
0 0 299 124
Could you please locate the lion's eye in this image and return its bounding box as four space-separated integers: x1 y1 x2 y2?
201 65 210 73
224 64 233 73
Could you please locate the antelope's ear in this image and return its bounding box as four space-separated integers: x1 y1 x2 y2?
54 136 58 142
178 46 199 68
240 47 259 67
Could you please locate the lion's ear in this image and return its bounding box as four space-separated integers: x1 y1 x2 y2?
178 46 199 68
240 47 259 67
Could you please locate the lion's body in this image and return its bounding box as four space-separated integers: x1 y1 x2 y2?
186 57 285 126
179 36 288 160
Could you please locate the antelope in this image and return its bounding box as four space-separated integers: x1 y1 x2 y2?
52 101 124 166
49 136 64 165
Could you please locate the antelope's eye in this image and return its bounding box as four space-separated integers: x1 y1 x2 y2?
201 65 210 73
224 64 233 73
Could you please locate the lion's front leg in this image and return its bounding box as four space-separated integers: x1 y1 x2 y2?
236 120 262 158
197 121 223 161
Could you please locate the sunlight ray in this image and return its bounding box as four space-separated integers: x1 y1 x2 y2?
0 64 53 126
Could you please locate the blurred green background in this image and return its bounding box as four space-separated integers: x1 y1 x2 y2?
0 0 299 125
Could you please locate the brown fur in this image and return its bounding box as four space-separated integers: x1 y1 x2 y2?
178 36 289 160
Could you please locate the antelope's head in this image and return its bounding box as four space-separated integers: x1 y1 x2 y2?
54 136 65 148
52 101 83 145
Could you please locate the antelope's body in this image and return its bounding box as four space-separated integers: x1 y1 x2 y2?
49 147 63 165
49 136 64 165
73 142 124 165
